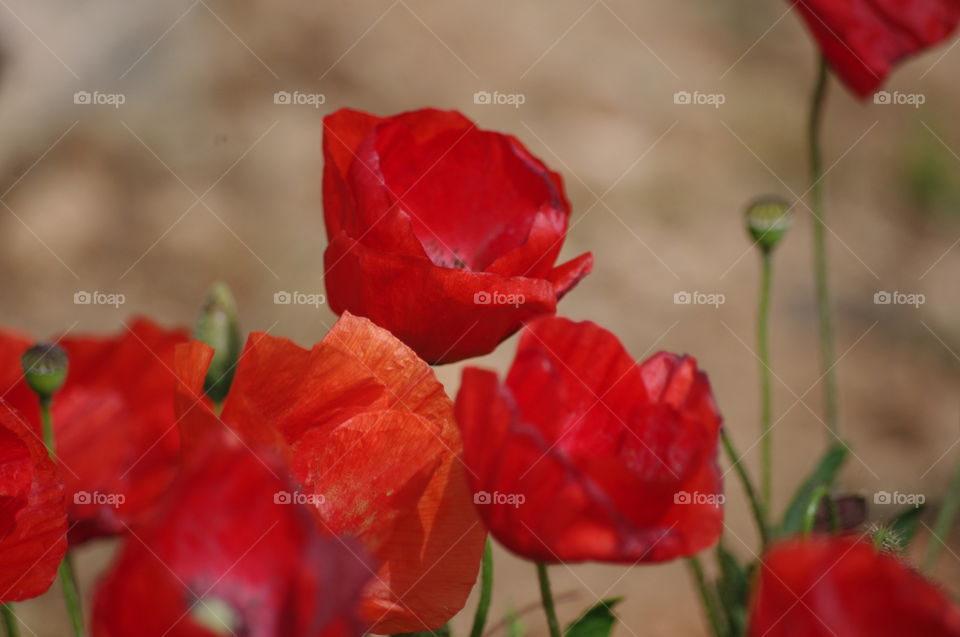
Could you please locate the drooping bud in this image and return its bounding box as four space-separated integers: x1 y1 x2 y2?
195 282 242 404
745 197 793 253
21 343 68 402
190 597 241 635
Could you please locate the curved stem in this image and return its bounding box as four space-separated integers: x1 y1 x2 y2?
721 428 770 546
535 563 561 637
808 56 838 437
38 401 86 637
2 604 19 637
469 539 494 637
758 251 774 509
686 556 723 637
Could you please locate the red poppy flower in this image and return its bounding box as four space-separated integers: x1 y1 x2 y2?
93 350 373 637
173 313 486 634
454 316 723 563
0 402 67 602
322 107 593 364
791 0 960 98
748 535 960 636
0 318 190 543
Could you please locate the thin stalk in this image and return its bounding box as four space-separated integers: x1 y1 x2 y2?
1 604 19 637
469 539 494 637
758 250 774 509
924 453 960 570
686 556 723 637
39 401 86 637
535 563 561 637
808 56 838 437
721 429 770 546
802 485 836 535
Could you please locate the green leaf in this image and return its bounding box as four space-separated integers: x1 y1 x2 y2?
714 544 751 637
780 443 848 536
564 598 623 637
889 504 927 546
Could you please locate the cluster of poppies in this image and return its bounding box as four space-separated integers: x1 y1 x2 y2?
3 1 960 636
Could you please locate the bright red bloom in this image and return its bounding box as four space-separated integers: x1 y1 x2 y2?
93 347 372 637
791 0 960 98
322 107 593 364
455 316 723 563
0 402 67 602
0 318 190 543
748 535 960 636
174 313 486 634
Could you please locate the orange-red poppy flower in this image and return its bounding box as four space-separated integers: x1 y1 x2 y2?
173 313 486 634
0 318 190 543
93 351 373 637
323 107 593 364
0 402 67 601
790 0 960 98
748 535 960 636
455 316 723 563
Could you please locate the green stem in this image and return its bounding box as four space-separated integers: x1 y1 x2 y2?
758 250 774 509
808 56 838 437
923 453 960 570
469 539 494 637
535 563 561 637
1 604 19 637
38 401 86 637
721 429 769 546
686 556 723 637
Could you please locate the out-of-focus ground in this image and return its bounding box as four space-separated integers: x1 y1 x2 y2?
2 1 960 635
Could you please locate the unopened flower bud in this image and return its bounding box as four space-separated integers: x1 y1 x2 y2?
745 197 793 253
195 282 242 403
21 343 68 402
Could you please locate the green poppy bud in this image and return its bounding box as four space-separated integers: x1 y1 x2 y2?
21 343 68 402
745 197 793 253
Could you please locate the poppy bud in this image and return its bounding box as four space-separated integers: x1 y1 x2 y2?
21 343 68 402
195 282 242 403
745 197 793 253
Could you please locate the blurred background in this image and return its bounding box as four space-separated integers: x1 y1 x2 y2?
2 0 960 634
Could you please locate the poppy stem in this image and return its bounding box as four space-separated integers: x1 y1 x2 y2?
469 539 494 637
801 485 835 535
808 55 839 437
535 563 561 637
720 429 769 545
38 401 86 637
1 604 19 637
758 250 774 510
923 451 960 571
686 556 723 637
